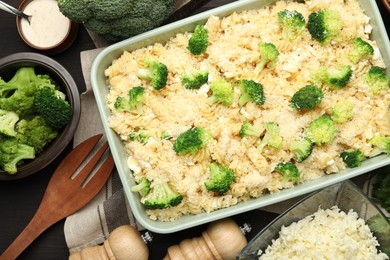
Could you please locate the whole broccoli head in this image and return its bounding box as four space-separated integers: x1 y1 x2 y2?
274 162 300 184
137 59 168 90
131 177 151 197
258 122 283 152
288 137 313 163
187 24 209 56
340 149 365 168
34 86 72 129
143 180 183 210
206 79 234 106
307 9 342 44
349 37 374 64
15 116 58 153
58 0 176 41
0 109 19 137
290 85 323 111
181 69 209 90
114 86 145 114
204 162 235 194
173 127 213 155
237 79 265 106
363 66 389 94
331 101 354 123
255 43 280 74
310 65 352 89
0 138 35 174
305 115 337 146
239 121 263 138
277 9 306 41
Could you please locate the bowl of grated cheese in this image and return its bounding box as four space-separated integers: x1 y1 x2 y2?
237 180 390 259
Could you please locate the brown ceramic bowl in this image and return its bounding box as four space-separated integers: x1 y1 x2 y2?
0 53 81 181
381 0 390 13
16 0 78 55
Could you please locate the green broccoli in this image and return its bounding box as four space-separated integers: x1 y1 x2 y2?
290 85 323 111
137 59 168 90
369 135 390 155
348 37 374 64
363 66 389 94
129 130 150 144
277 9 306 41
187 24 208 55
305 115 337 146
204 162 235 194
366 214 390 256
15 116 58 153
371 172 390 212
131 177 151 197
255 43 280 74
173 127 212 155
34 86 72 129
340 149 365 168
114 86 145 114
239 121 263 138
0 109 19 137
143 180 183 210
206 79 234 106
331 101 354 123
160 130 173 140
258 122 283 152
181 69 209 90
307 9 342 44
288 137 313 162
237 79 265 106
310 65 352 89
0 138 35 174
274 162 300 184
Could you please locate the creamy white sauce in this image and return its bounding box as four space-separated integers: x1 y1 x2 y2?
20 0 71 48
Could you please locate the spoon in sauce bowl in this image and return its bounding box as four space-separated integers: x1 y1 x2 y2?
0 0 31 24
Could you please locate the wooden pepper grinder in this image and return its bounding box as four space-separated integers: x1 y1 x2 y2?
68 225 151 260
164 218 251 260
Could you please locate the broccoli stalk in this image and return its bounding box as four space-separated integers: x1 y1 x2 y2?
0 109 19 137
305 115 337 146
274 162 300 184
331 101 354 123
277 9 306 41
187 24 208 55
181 69 209 90
349 37 374 64
290 85 323 111
173 127 212 155
131 178 151 197
143 180 183 210
369 135 390 156
114 86 145 114
237 79 265 106
310 65 352 89
239 121 263 138
0 138 35 174
255 43 280 74
137 59 168 90
206 79 234 106
307 9 342 44
204 162 235 194
288 137 313 162
258 122 283 152
340 149 365 168
363 66 389 94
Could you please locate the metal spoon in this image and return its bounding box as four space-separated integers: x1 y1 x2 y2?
0 0 31 24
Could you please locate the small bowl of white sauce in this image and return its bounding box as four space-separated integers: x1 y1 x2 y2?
16 0 78 54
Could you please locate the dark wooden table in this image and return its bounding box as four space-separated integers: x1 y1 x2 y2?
0 1 389 259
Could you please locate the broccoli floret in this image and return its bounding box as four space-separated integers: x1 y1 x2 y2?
34 86 72 129
310 65 352 89
129 130 150 144
15 116 58 153
369 135 390 156
349 37 374 64
173 127 212 155
258 122 282 152
307 9 342 44
0 138 35 174
137 59 168 90
143 180 183 210
57 0 91 22
204 162 235 194
305 115 337 146
331 101 354 123
255 43 280 74
206 79 234 106
277 9 306 41
0 109 19 137
114 86 145 114
187 24 208 55
290 85 323 111
181 69 209 90
239 121 263 138
371 172 390 212
131 178 151 197
340 149 365 168
274 162 300 184
160 130 173 140
237 79 265 106
288 137 313 162
363 66 389 94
